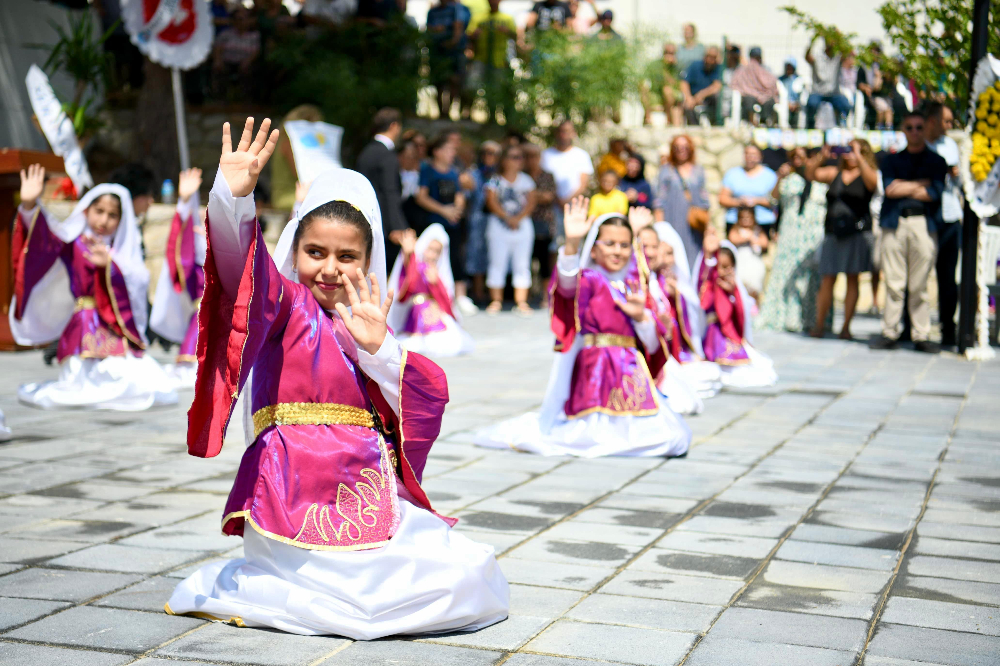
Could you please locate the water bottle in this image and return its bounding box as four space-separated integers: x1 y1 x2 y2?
161 179 176 205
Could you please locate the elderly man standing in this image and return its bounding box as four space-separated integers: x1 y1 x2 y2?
731 46 779 126
872 110 948 353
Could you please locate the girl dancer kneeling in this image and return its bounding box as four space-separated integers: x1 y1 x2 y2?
474 198 690 458
386 224 474 356
166 119 508 638
695 227 777 388
11 165 178 411
150 168 205 388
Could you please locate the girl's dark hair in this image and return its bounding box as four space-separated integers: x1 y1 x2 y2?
596 215 633 241
428 133 452 157
717 246 736 266
92 192 122 215
293 201 372 259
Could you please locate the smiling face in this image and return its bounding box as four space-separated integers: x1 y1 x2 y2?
85 194 122 238
423 239 443 265
599 170 619 194
294 218 371 312
638 228 661 271
590 222 633 273
717 250 735 284
659 241 675 273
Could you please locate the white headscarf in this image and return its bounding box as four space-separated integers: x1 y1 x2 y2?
9 184 149 346
579 212 631 278
386 222 454 335
693 239 755 344
654 222 705 356
244 169 385 445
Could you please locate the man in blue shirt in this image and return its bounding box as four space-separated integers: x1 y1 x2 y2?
872 110 947 353
681 45 722 125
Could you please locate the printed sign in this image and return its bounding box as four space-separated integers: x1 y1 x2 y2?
283 121 345 185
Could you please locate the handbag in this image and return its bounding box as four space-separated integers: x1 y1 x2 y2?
676 167 709 232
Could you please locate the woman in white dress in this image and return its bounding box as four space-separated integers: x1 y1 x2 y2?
386 223 475 356
474 198 691 458
10 165 177 411
166 118 508 639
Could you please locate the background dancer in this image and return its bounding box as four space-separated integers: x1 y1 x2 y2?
11 165 177 411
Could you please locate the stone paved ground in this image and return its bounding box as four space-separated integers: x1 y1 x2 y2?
1 311 998 666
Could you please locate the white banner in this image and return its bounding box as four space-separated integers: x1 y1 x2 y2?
283 121 345 185
25 64 94 193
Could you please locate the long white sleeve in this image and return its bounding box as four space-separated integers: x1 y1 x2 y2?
207 169 257 298
356 332 403 418
555 246 580 294
634 314 659 352
177 194 207 267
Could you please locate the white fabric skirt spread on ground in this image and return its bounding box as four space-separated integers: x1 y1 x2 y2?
657 356 704 415
474 406 691 458
397 315 475 357
674 360 723 399
162 361 198 390
166 498 509 640
18 353 179 411
719 343 778 389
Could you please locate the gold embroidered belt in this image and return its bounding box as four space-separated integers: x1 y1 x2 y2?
252 402 375 439
410 293 431 305
705 313 718 325
75 296 96 311
583 333 636 348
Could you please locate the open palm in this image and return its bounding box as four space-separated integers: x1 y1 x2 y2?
220 117 279 198
563 195 593 241
334 269 394 355
20 164 45 207
178 168 203 202
619 288 648 321
627 206 653 234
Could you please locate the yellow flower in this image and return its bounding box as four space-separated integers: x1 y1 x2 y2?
977 106 990 119
989 114 1000 126
977 120 989 133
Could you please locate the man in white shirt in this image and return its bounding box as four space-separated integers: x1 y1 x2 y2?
541 120 594 247
924 101 963 347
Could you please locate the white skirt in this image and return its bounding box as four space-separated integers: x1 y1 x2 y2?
719 343 778 389
674 359 723 399
18 353 179 411
397 314 475 357
474 405 691 458
0 408 11 442
166 498 509 640
657 356 704 415
162 361 198 390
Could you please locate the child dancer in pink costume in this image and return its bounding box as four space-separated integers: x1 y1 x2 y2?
150 168 206 388
475 197 690 457
166 118 508 638
11 165 177 410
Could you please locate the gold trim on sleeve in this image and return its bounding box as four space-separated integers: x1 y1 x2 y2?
74 296 97 311
251 402 375 439
104 261 144 348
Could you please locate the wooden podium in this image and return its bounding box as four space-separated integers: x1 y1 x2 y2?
0 149 66 350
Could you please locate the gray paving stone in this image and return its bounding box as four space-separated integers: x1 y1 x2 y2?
566 593 722 632
905 555 1000 584
894 574 1000 606
505 538 641 567
912 537 1000 561
709 607 868 651
91 576 179 612
524 619 696 666
867 623 1000 665
629 547 761 580
498 558 616 591
656 531 778 558
543 521 665 547
0 536 86 564
6 605 203 653
424 615 551 650
129 660 224 666
762 560 892 594
881 596 1000 636
791 524 906 549
0 642 134 666
862 657 949 666
320 640 502 665
776 540 899 571
0 596 70 630
46 543 213 574
737 581 878 620
157 622 347 664
685 636 856 666
601 570 744 605
572 507 683 529
503 656 616 666
15 519 150 543
0 568 141 602
507 584 585 619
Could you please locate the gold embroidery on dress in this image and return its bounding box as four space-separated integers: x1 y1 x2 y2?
582 333 636 348
81 328 124 358
251 402 375 438
607 373 649 411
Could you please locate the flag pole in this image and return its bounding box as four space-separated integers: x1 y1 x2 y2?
171 67 190 170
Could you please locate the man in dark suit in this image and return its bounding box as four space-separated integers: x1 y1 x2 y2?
355 107 409 268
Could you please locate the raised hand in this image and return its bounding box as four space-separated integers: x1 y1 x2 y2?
562 195 593 256
220 117 279 198
178 168 203 202
619 283 648 322
19 164 46 209
334 268 393 355
399 228 417 256
627 205 653 233
81 236 110 268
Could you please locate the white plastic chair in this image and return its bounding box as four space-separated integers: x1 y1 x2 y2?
775 79 789 128
897 80 913 112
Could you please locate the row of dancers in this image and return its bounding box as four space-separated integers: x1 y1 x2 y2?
8 117 775 640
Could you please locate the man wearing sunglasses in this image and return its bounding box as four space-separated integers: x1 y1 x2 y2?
872 109 948 353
